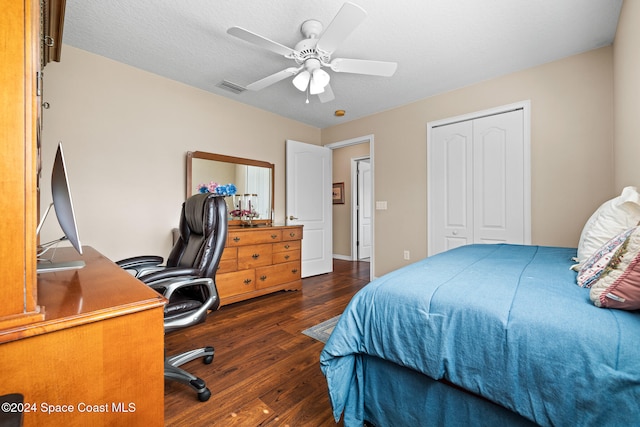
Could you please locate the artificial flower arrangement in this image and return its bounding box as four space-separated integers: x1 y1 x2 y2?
196 182 237 196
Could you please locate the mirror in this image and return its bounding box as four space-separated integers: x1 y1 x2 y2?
186 151 274 226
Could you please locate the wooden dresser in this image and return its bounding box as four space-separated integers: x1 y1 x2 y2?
217 225 303 305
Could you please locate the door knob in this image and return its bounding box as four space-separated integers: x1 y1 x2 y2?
289 215 298 220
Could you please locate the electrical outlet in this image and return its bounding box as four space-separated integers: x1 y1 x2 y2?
403 250 410 260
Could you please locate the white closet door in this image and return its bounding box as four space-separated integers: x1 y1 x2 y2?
473 109 525 244
428 106 528 256
429 120 474 254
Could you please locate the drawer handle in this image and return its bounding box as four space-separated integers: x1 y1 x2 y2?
284 255 290 260
271 234 278 239
243 279 252 285
252 253 260 259
284 244 290 249
289 232 296 238
292 269 298 274
260 275 267 281
233 236 241 242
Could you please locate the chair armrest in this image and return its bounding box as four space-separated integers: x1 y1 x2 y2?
146 276 219 333
116 255 164 278
138 267 200 284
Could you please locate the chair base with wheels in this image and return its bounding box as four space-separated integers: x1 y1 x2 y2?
165 346 215 401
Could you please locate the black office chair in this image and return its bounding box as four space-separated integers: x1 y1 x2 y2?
116 193 228 402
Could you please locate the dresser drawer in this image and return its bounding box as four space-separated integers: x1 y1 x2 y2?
228 229 282 246
282 228 302 241
217 247 238 273
273 250 300 264
237 244 273 269
273 240 300 253
217 269 256 297
255 261 301 290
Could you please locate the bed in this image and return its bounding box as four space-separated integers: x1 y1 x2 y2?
320 243 640 426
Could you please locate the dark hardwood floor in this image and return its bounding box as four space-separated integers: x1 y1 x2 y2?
164 259 371 426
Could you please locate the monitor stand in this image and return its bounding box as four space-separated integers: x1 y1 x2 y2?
37 260 86 273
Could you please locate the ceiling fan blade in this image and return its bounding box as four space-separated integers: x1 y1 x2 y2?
316 2 367 54
330 58 397 77
317 83 335 103
227 27 295 57
246 67 301 91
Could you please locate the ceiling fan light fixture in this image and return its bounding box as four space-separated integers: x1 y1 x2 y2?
292 70 311 91
309 77 325 95
312 68 330 88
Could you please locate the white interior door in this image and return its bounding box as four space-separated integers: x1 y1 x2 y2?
286 140 333 277
357 160 372 259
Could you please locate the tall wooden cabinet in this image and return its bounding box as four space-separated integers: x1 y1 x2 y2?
0 2 166 425
1 0 42 330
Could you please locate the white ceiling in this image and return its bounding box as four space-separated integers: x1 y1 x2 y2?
62 0 623 129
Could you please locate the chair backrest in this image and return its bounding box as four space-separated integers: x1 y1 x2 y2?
167 193 228 279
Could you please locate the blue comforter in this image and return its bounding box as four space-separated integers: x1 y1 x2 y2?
320 244 640 426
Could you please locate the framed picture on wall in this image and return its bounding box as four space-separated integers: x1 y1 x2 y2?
333 182 345 204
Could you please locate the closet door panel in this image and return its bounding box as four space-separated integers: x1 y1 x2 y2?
430 121 474 255
473 110 525 244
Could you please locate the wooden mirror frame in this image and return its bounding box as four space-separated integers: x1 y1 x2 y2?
186 151 275 226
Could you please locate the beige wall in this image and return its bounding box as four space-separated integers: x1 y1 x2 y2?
42 40 623 278
41 46 320 261
322 46 615 276
614 0 640 188
332 142 370 258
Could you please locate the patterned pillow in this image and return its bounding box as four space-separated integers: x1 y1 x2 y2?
577 227 636 288
590 227 640 310
574 186 640 270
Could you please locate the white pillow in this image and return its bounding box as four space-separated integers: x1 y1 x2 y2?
575 186 640 269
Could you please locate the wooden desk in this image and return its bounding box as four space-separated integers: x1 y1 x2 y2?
0 247 166 426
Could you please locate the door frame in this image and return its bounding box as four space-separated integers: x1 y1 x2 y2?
326 134 375 279
426 100 531 255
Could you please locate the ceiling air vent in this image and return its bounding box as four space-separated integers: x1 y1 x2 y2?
217 80 246 94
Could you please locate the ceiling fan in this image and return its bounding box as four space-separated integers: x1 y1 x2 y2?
227 2 398 103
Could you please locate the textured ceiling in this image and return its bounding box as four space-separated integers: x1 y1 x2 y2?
62 0 623 129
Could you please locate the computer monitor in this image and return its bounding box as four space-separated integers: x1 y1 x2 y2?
37 142 85 273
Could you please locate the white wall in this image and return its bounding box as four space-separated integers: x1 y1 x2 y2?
41 45 320 261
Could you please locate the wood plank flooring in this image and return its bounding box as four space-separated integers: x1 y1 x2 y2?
164 259 371 426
